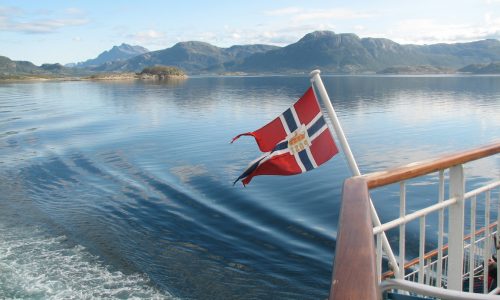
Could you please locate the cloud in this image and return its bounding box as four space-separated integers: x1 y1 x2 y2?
126 29 167 45
264 6 376 22
261 5 499 45
0 6 21 15
212 23 336 47
0 6 89 34
264 7 302 16
129 29 165 40
292 9 376 22
387 17 500 44
64 7 85 15
256 6 375 46
10 18 89 34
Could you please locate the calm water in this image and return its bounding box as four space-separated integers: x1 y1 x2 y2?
0 75 499 299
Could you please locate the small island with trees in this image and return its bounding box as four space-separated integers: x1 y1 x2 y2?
138 65 187 79
87 65 187 81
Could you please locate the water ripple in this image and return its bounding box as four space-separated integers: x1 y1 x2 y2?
0 77 498 299
0 224 174 299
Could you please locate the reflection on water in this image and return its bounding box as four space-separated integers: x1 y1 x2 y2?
0 75 499 299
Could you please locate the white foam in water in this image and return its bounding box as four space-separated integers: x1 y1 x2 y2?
0 223 176 299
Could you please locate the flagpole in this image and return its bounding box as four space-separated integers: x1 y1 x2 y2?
309 69 400 275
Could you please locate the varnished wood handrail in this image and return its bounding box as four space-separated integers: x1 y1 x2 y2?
364 142 500 189
329 177 380 300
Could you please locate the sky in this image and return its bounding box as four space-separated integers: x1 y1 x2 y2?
1 0 499 65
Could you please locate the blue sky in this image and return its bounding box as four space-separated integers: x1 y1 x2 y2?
1 0 499 65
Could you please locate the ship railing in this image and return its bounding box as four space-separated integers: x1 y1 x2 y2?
377 182 500 290
328 142 500 300
382 222 498 290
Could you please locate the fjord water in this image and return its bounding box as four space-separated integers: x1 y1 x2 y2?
0 76 499 299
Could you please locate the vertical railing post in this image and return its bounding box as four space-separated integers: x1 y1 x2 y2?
419 216 426 284
437 170 445 287
399 182 406 279
447 165 465 291
469 196 476 293
377 233 382 282
483 191 491 293
497 188 500 291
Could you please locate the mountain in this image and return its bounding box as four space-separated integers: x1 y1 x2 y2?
94 42 280 73
459 61 500 74
0 56 90 78
231 31 389 73
3 31 500 77
75 43 149 68
99 31 499 74
417 40 500 65
0 55 41 75
228 31 500 73
377 65 455 74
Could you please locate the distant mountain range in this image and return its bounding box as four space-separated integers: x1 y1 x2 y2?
0 55 40 74
93 31 500 74
2 31 500 77
229 31 500 73
0 56 89 78
70 43 149 68
458 62 500 74
92 42 279 73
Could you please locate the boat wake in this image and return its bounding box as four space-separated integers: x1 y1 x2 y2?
0 222 175 299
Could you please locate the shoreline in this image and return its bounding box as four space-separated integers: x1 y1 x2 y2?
2 72 500 82
86 73 188 81
0 73 189 82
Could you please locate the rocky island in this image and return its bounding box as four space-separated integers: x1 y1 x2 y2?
86 65 187 81
137 65 187 80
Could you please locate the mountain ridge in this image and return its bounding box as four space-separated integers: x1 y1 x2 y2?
227 31 500 73
0 55 90 78
74 43 149 68
459 61 500 74
95 31 500 74
92 42 280 73
2 31 500 77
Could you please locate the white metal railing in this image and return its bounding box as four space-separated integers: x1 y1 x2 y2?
381 279 500 300
374 164 500 296
328 143 500 300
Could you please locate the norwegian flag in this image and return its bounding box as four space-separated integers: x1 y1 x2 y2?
232 87 338 186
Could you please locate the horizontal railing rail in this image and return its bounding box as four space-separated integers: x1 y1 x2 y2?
363 142 500 189
329 142 500 299
381 222 498 280
380 279 500 300
372 196 457 235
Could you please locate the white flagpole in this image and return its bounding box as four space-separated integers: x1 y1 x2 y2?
310 69 400 275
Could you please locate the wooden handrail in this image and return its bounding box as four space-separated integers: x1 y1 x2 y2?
329 177 380 300
364 142 500 189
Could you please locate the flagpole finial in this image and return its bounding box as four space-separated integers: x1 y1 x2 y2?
309 69 321 78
